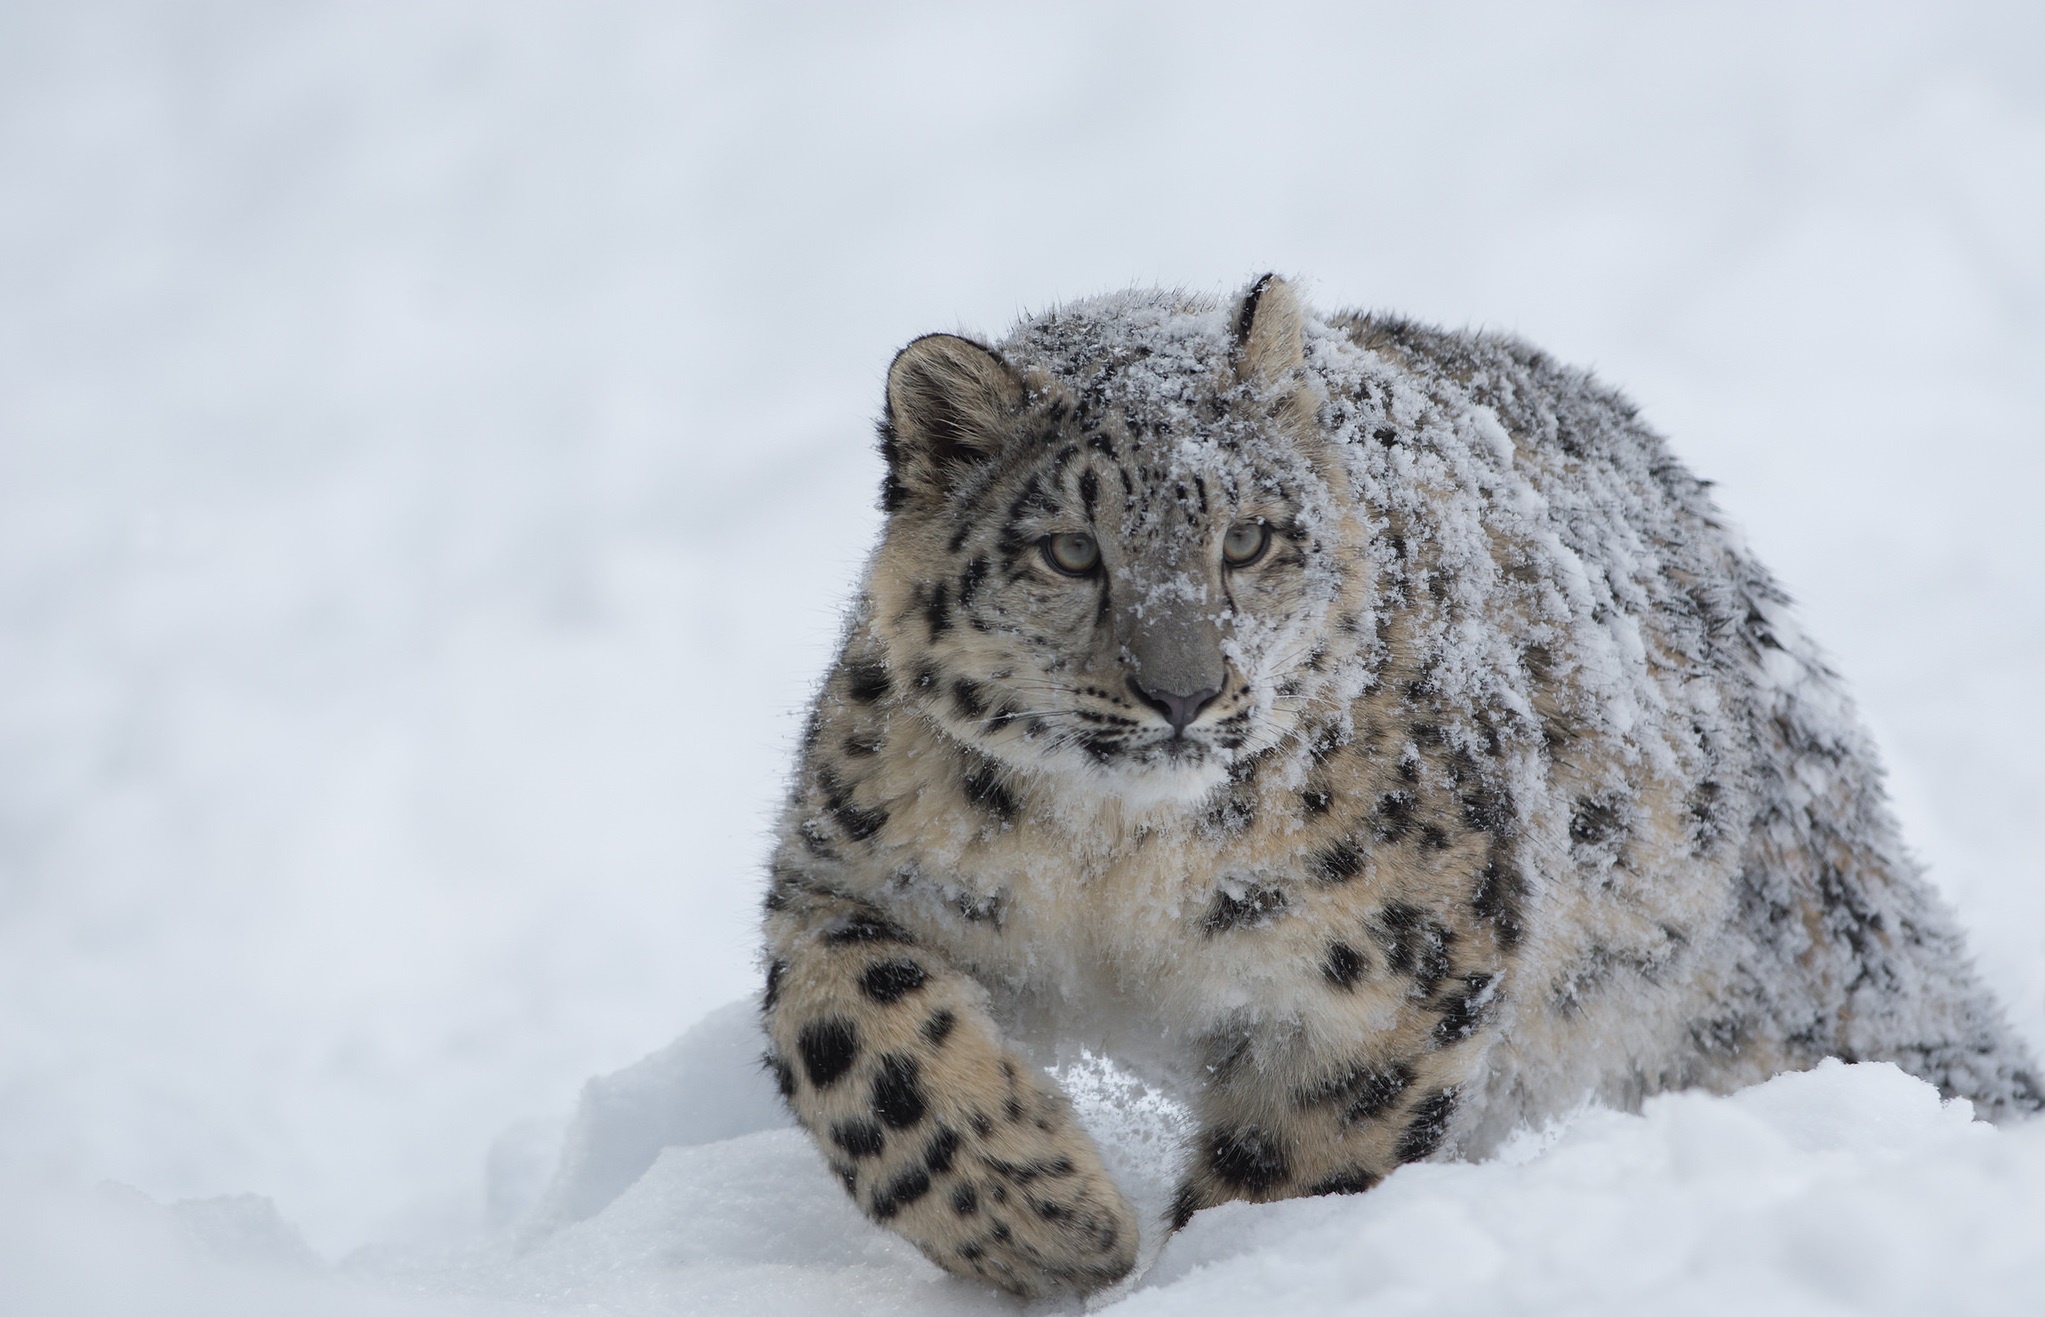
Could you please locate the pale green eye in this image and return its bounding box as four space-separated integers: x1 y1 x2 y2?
1043 532 1101 576
1222 521 1270 567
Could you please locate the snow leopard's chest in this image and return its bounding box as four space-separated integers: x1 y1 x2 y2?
865 702 1506 1047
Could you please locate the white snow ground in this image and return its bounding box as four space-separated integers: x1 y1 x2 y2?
2 2 2042 1312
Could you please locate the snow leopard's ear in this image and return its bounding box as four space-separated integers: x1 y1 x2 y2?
880 333 1027 513
1232 273 1305 387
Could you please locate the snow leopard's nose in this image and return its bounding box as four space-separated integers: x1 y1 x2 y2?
1114 567 1228 729
1127 675 1222 733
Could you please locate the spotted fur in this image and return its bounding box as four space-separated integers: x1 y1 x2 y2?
759 276 2041 1297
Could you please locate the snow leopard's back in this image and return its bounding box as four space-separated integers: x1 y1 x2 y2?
1336 312 2040 1130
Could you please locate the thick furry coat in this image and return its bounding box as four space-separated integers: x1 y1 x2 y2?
756 277 2040 1296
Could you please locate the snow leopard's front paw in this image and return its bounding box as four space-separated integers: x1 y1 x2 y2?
763 912 1137 1297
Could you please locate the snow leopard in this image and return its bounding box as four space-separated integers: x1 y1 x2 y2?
756 275 2040 1297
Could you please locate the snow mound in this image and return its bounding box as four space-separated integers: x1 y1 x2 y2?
1133 1060 2043 1316
510 1000 795 1236
485 1013 2044 1316
10 1007 2041 1316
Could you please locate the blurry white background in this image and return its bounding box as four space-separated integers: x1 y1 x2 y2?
2 0 2040 1262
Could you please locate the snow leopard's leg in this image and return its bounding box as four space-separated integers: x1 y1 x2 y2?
761 879 1138 1298
1168 1013 1494 1228
1168 1037 1483 1228
1167 884 1511 1227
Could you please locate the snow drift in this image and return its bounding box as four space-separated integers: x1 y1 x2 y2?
9 1007 2043 1315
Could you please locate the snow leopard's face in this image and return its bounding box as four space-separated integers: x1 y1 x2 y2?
867 301 1366 807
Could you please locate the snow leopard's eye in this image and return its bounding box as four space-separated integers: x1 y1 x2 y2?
1222 521 1270 567
1043 533 1101 576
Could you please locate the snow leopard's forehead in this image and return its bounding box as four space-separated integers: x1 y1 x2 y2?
1004 291 1240 421
995 292 1325 513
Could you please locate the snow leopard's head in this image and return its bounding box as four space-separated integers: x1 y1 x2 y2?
865 276 1374 809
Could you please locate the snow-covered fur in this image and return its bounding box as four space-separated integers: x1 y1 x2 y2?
757 276 2041 1297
